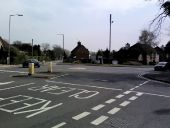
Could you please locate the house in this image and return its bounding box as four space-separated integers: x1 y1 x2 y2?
0 36 8 50
0 37 9 64
70 41 89 63
128 43 159 65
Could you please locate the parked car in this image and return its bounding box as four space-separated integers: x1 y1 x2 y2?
154 62 170 71
22 59 40 68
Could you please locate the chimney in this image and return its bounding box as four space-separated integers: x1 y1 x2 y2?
77 41 81 46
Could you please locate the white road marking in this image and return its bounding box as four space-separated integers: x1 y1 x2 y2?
51 122 66 128
108 107 121 115
115 94 124 98
0 81 14 85
132 91 170 98
105 99 116 104
136 92 143 96
120 101 131 107
69 67 86 70
0 83 34 91
101 80 108 82
0 70 27 74
72 112 90 120
46 80 122 91
129 96 138 101
91 115 108 126
123 91 131 94
50 74 69 80
130 80 150 91
92 104 105 111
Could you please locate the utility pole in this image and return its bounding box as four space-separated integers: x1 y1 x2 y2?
109 14 114 52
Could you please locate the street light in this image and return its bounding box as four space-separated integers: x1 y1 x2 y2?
8 14 23 65
57 34 64 62
109 14 114 52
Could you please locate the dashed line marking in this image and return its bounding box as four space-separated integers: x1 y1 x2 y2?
108 107 121 115
105 99 116 104
116 94 124 98
123 91 131 94
0 81 14 85
136 92 143 96
129 96 138 101
72 112 90 120
91 115 108 126
130 80 150 91
92 104 105 111
51 122 66 128
120 101 131 107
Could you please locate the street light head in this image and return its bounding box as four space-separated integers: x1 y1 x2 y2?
17 14 23 16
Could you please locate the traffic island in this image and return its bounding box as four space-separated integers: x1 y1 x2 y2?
12 73 55 79
143 71 170 84
12 72 66 79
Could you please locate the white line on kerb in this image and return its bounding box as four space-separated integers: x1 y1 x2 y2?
0 83 34 91
92 104 105 111
91 115 108 126
72 112 90 120
120 101 131 107
108 107 121 115
105 99 116 104
51 122 66 128
116 94 124 98
129 96 138 101
46 80 122 91
0 81 14 85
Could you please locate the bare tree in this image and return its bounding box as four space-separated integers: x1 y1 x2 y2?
149 0 170 35
138 29 158 47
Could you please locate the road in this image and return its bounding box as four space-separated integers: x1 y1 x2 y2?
0 64 170 128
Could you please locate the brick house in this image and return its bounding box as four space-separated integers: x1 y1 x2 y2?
70 41 89 62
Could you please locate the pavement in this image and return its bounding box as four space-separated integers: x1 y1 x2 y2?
143 70 170 84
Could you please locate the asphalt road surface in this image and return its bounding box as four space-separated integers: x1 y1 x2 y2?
0 64 170 128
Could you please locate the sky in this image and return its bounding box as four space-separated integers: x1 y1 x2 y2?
0 0 169 52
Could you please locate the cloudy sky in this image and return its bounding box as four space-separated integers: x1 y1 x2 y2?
0 0 169 52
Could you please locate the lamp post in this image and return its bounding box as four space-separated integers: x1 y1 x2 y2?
57 34 64 62
109 14 114 52
32 39 34 58
8 14 23 65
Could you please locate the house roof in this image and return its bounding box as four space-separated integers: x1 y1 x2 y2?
129 43 156 54
71 41 89 54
